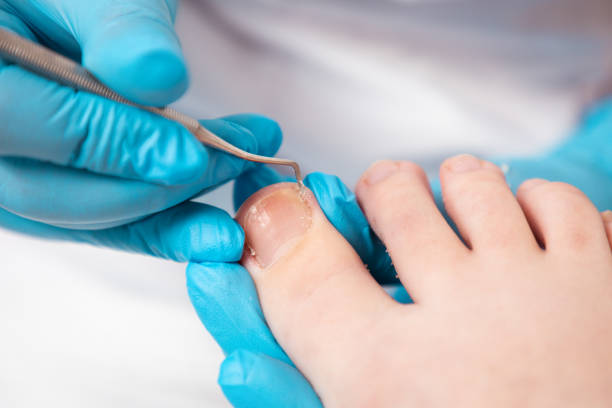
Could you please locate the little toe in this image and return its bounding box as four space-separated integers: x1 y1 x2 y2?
440 154 540 253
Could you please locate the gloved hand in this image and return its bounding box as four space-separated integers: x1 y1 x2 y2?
0 1 282 260
187 98 612 407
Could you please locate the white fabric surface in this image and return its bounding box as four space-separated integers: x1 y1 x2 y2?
1 0 610 407
176 0 612 183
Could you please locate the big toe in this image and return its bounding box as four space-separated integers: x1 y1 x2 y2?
236 183 393 399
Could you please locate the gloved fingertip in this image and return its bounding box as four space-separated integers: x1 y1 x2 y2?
167 204 244 263
303 172 398 284
304 172 363 243
82 16 188 106
304 172 351 202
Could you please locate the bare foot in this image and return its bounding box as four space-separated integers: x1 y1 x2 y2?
236 155 612 408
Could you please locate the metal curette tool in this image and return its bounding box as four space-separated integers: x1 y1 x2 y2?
0 28 303 183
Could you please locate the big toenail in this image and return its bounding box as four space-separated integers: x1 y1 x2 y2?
603 210 612 224
241 186 312 268
364 160 399 185
446 154 482 173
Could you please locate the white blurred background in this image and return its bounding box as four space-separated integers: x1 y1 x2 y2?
1 0 611 406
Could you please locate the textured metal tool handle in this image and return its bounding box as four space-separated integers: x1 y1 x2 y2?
0 28 200 130
0 28 303 182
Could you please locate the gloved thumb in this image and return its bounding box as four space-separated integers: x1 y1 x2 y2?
79 0 188 106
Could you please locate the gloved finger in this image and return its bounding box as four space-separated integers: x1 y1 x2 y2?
186 262 291 364
305 172 396 284
0 64 207 185
218 350 322 408
234 168 397 283
0 201 244 263
10 0 187 105
81 0 187 105
0 115 282 229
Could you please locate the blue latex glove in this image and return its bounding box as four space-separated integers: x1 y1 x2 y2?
0 0 283 259
0 111 282 260
188 98 612 407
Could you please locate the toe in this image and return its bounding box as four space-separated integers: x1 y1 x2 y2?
516 180 611 255
236 182 395 396
355 160 467 301
440 154 540 253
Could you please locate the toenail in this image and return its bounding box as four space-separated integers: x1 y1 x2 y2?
602 210 612 224
520 178 549 192
445 154 482 173
363 160 400 185
240 186 312 268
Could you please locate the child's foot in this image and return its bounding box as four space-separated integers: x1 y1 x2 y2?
236 155 612 408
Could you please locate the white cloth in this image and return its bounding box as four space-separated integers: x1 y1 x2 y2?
1 1 610 407
176 0 612 184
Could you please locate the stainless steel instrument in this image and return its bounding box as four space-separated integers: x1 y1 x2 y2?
0 28 303 183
